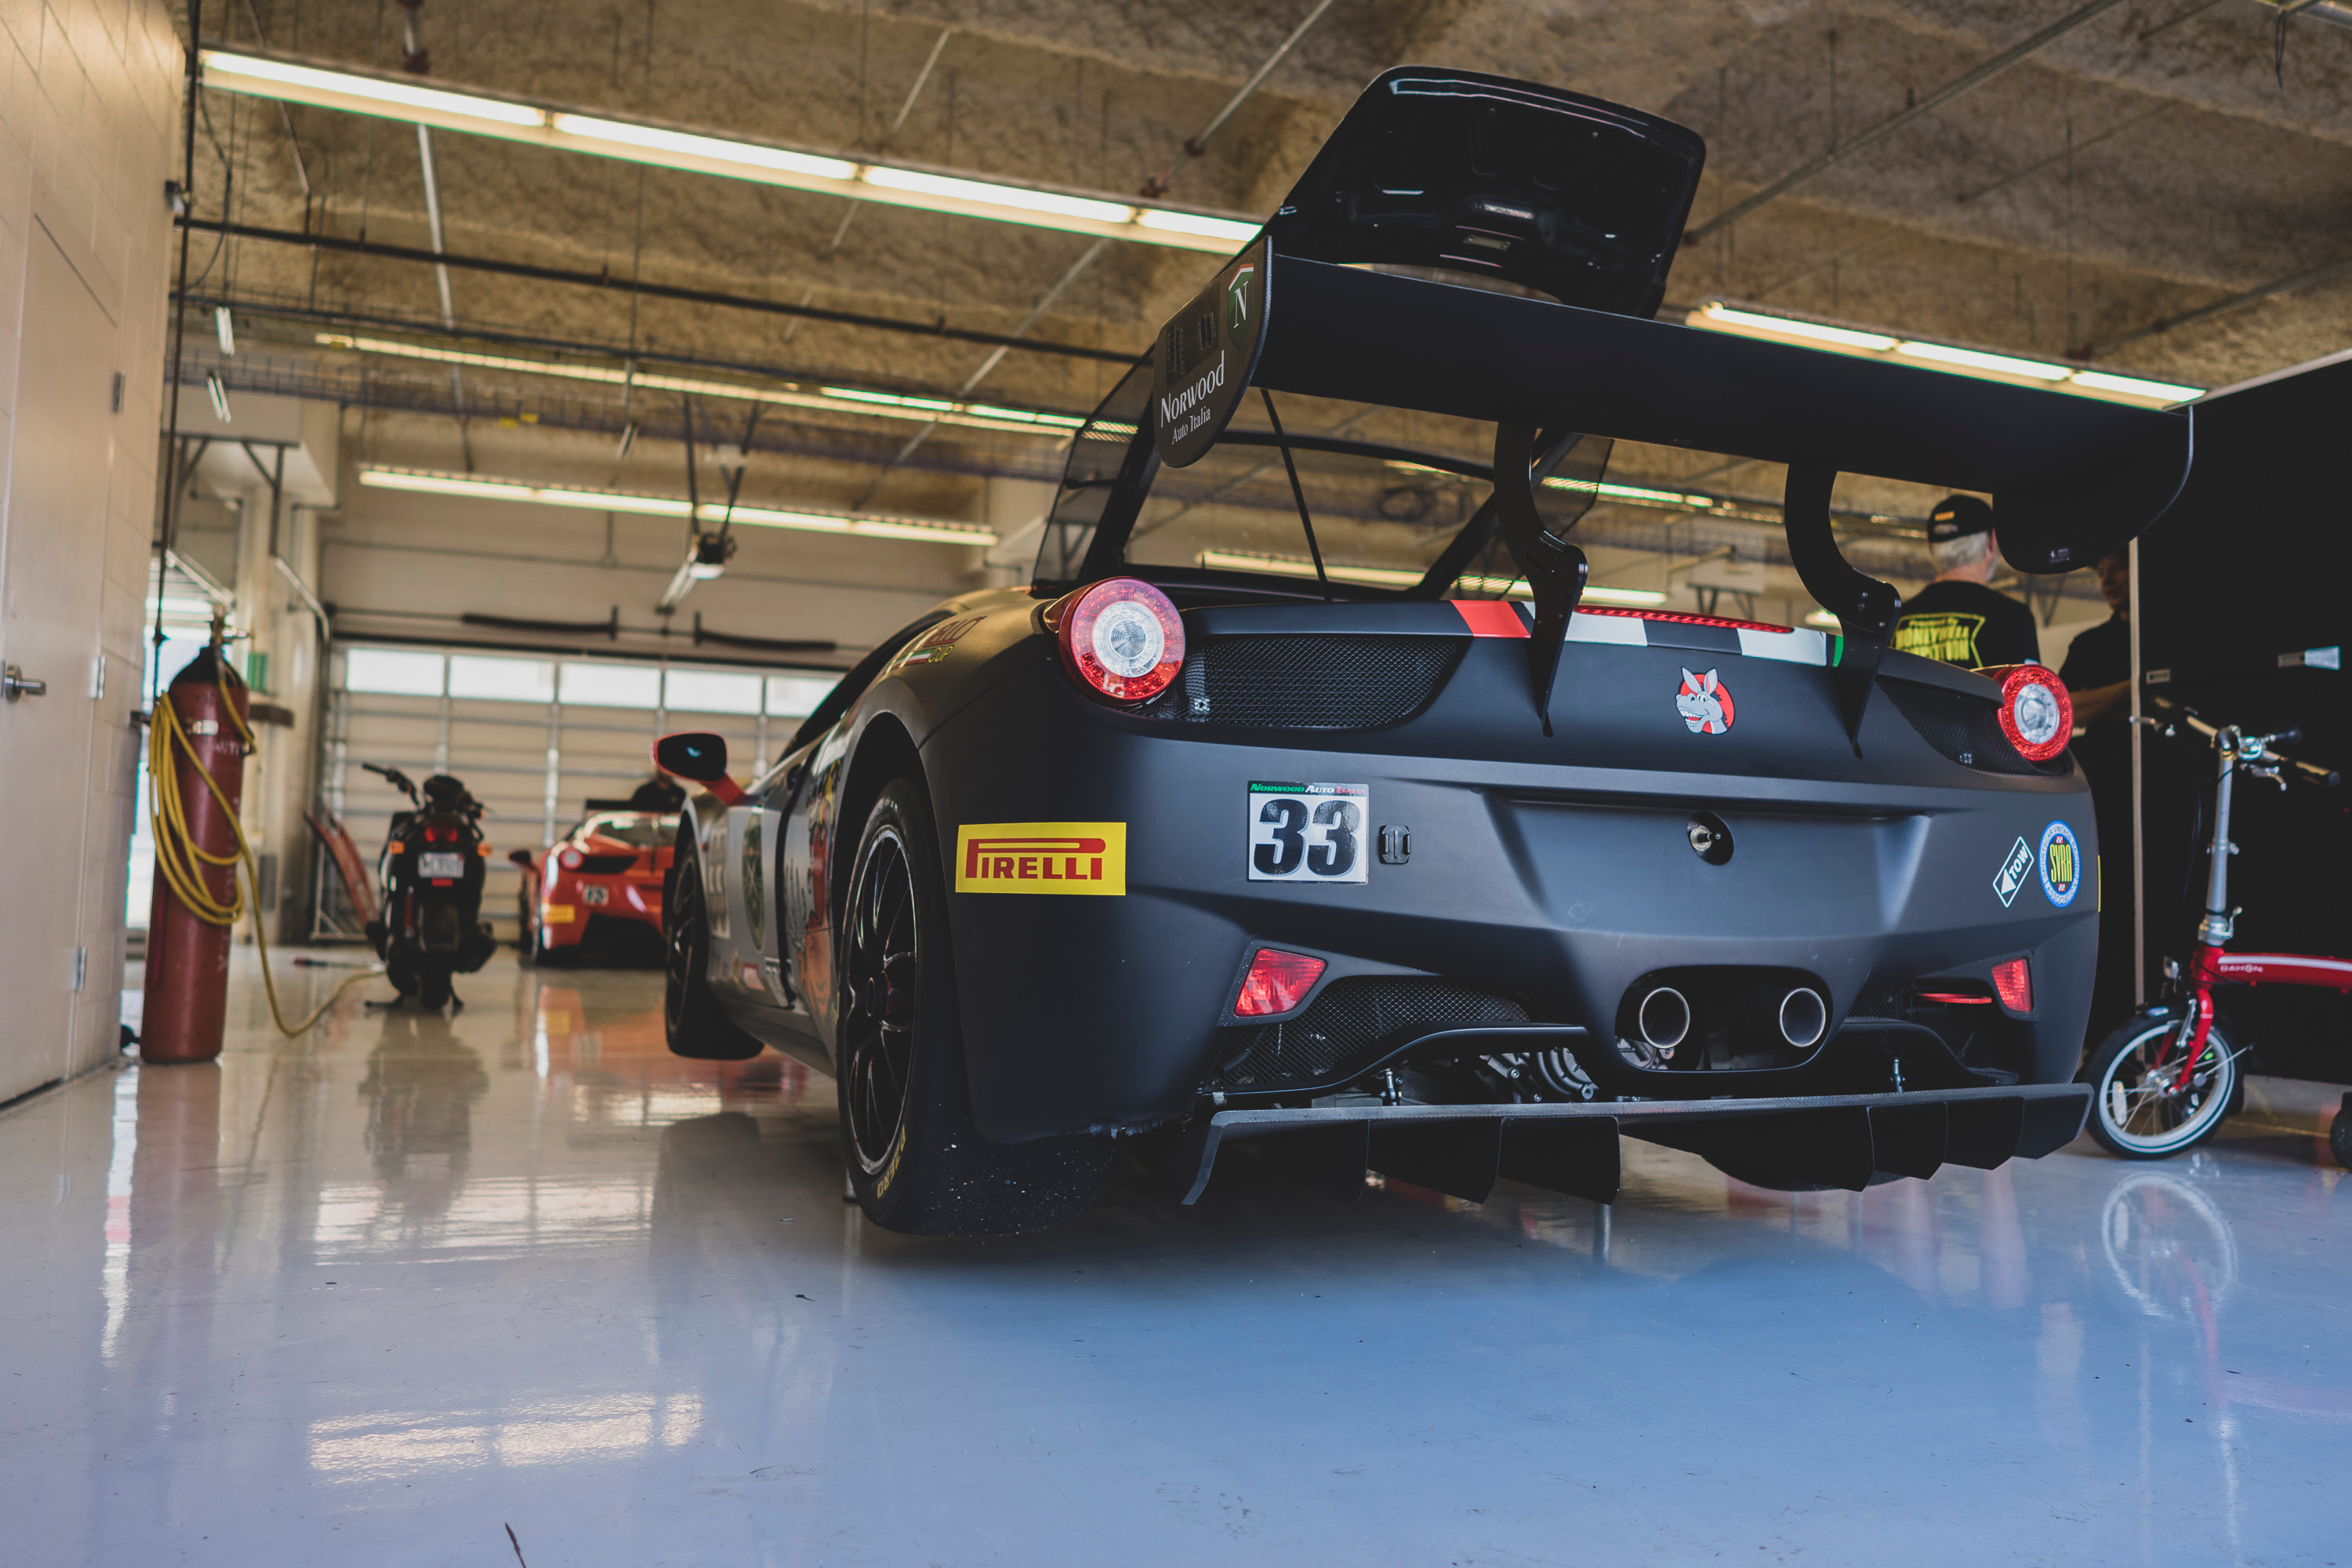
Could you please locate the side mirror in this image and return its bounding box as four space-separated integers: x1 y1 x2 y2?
507 849 535 868
654 731 728 782
653 731 746 805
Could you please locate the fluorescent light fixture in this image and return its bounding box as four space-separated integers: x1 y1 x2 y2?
204 370 232 423
215 307 235 356
548 114 857 181
201 49 544 125
200 49 1257 253
2067 368 2205 401
1196 549 1667 605
357 466 996 544
863 165 1135 226
1546 477 1708 508
1895 341 2071 380
1700 301 1896 352
1689 299 2204 407
314 332 1085 434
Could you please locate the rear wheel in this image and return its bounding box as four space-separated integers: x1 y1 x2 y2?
838 777 1109 1236
2330 1096 2351 1170
663 828 762 1061
2082 1008 2240 1159
419 964 452 1010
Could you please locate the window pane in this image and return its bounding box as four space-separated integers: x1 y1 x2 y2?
344 647 445 696
665 668 763 715
766 673 839 718
448 654 555 702
558 661 662 710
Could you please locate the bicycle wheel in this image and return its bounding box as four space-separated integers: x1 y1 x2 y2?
2082 1007 2240 1159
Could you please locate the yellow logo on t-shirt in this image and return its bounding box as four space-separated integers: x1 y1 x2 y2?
1892 612 1987 667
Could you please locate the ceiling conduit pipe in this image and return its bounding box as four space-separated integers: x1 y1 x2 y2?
396 0 470 457
1685 0 2134 244
862 0 1341 505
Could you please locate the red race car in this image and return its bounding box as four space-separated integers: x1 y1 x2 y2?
513 782 684 967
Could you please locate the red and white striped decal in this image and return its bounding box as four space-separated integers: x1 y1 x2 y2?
1450 601 1828 666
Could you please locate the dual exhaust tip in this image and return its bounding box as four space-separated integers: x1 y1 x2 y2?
1633 984 1828 1057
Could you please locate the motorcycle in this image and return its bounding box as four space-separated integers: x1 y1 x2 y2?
361 764 498 1010
2081 705 2350 1163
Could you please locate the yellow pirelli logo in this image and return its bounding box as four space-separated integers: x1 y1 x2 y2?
954 822 1126 895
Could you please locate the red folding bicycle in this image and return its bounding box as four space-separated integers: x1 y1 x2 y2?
2082 706 2351 1163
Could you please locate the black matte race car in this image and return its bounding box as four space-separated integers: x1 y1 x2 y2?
655 68 2192 1235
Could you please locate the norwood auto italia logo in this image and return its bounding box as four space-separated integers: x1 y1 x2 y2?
1156 350 1226 445
954 822 1127 896
1675 668 1734 735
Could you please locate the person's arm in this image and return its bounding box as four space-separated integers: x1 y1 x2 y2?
2068 679 2131 729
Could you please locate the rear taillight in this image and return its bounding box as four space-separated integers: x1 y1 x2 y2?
1052 578 1185 703
559 848 584 870
1991 664 2071 761
1991 957 2033 1012
1233 949 1326 1018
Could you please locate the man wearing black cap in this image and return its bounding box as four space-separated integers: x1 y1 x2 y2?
1889 495 2041 669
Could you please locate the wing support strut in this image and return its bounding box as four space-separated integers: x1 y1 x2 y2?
1784 461 1903 756
1492 423 1588 735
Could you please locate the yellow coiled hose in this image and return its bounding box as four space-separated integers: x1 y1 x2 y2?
147 664 377 1036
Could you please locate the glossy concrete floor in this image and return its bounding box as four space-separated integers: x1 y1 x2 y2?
2 955 2346 1566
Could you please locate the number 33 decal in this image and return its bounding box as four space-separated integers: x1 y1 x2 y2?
1247 782 1370 884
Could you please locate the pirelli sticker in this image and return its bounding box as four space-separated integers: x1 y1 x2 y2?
955 822 1126 895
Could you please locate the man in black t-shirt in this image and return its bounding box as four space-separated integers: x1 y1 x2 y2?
2058 550 2132 727
1889 495 2041 669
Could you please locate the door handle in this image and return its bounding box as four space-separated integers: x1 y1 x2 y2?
2 665 47 701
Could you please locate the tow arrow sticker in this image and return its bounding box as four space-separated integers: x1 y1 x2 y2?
1994 836 2034 908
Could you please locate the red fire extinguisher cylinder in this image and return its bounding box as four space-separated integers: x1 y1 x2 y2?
141 645 250 1065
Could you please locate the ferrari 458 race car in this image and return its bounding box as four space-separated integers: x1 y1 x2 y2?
514 789 683 966
656 68 2194 1235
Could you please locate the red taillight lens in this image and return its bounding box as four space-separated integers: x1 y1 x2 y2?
1233 949 1326 1018
1053 577 1185 703
423 822 456 844
1992 664 2071 762
559 848 584 870
1991 957 2033 1012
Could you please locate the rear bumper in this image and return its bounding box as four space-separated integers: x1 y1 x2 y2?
920 656 2098 1142
1174 1081 2092 1204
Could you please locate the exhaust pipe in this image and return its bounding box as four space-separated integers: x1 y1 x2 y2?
1635 986 1690 1055
1777 986 1828 1050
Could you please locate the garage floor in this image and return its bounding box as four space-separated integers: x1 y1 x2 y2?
3 955 2344 1566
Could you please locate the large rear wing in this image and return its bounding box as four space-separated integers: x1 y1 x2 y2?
1057 67 2194 741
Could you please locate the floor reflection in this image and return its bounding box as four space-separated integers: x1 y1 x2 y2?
4 953 2346 1566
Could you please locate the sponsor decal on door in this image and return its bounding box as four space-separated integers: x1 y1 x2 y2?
954 822 1126 895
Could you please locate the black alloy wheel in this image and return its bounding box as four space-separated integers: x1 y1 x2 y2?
840 823 917 1174
662 826 762 1060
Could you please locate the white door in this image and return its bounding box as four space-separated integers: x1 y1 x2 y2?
0 228 115 1099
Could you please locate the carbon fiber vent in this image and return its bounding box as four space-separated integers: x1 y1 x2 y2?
1139 634 1465 729
1878 677 2067 777
1209 977 1529 1091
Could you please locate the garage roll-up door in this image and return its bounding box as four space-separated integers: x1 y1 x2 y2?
324 645 837 940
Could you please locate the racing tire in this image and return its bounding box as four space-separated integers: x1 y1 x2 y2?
419 965 452 1011
2330 1097 2352 1171
837 777 1109 1236
662 826 763 1062
2081 1007 2241 1160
